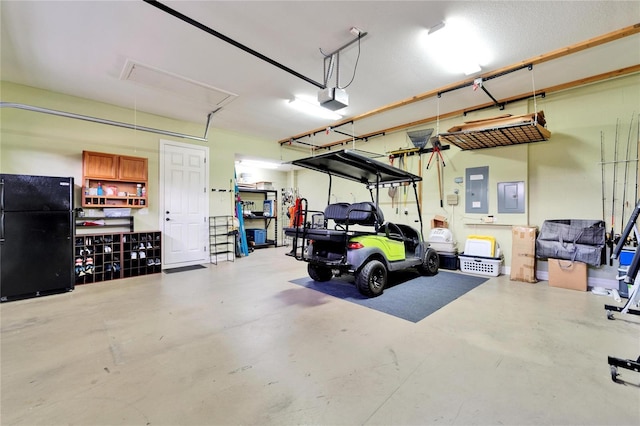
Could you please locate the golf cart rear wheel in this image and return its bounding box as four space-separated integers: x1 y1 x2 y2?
308 264 333 282
356 260 387 297
418 248 439 276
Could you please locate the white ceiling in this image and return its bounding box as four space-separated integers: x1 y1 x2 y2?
1 1 639 148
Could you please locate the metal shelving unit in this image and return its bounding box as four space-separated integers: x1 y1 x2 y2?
209 215 236 264
238 189 278 249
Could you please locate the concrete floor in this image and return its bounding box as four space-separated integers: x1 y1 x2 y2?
1 246 639 425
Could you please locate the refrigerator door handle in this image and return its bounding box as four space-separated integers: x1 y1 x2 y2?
0 211 4 242
0 178 4 211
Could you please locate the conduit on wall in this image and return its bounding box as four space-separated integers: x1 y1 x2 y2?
0 102 216 142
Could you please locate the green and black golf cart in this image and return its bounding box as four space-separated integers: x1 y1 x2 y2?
284 149 439 297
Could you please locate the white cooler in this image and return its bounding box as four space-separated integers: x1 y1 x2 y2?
427 228 457 254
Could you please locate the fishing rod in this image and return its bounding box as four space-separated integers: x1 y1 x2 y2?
601 131 606 223
636 114 640 206
610 118 620 265
600 131 608 266
620 114 634 235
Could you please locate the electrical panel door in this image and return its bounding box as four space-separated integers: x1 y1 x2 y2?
465 166 489 214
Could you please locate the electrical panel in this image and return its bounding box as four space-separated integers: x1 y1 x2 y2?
497 181 525 213
465 166 489 214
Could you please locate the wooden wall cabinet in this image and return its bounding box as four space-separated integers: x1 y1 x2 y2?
82 151 148 208
118 155 148 181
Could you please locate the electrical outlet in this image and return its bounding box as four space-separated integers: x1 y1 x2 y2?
447 194 458 206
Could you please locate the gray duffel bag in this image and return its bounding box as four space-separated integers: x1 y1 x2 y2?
536 219 606 266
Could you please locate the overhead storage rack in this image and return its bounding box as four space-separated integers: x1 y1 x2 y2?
438 111 551 150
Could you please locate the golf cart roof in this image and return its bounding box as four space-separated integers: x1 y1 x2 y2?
290 150 422 186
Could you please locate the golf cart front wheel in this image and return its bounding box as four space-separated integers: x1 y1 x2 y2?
356 260 387 297
308 264 333 282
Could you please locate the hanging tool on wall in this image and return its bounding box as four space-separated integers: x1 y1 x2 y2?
406 128 434 208
233 169 249 257
426 136 446 208
388 155 398 212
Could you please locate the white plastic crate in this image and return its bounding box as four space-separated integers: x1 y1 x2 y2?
459 254 502 277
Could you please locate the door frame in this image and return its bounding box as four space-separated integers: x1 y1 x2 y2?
159 139 210 269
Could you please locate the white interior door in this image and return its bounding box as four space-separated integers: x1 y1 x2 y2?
160 140 209 268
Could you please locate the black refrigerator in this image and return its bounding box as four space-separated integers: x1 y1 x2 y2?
1 174 75 302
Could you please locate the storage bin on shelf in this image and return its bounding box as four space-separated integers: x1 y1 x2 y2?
246 228 267 244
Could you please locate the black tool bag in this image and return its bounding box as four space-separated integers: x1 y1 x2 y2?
536 219 606 266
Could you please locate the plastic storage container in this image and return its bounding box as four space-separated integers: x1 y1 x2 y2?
458 254 502 277
619 248 636 266
427 228 457 253
464 235 496 257
246 228 267 244
438 253 459 270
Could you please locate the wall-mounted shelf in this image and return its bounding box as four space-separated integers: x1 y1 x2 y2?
463 222 527 227
75 216 134 235
82 151 148 208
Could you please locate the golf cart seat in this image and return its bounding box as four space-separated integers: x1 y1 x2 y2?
381 222 421 254
345 202 384 228
324 202 351 225
283 202 351 243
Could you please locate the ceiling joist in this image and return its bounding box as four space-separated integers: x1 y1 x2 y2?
279 23 640 148
289 64 640 152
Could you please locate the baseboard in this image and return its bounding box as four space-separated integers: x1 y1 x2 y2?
501 266 619 290
534 270 618 290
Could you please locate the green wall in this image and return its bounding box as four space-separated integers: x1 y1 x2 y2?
292 73 640 282
2 74 639 283
0 81 294 234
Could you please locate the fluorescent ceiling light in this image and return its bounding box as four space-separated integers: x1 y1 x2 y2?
288 96 343 120
424 17 491 76
428 21 445 35
235 159 280 170
463 64 482 76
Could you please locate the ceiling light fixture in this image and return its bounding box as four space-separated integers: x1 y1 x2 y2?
289 97 343 120
428 21 446 35
423 17 491 76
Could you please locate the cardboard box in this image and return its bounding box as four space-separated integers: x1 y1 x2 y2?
255 181 273 190
510 226 537 283
431 215 448 229
548 258 587 291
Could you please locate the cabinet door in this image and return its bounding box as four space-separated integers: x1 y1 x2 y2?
119 155 148 181
83 151 118 179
